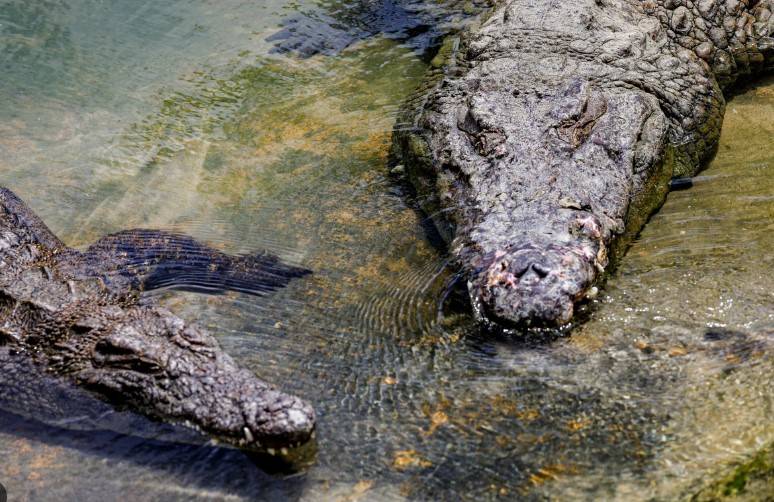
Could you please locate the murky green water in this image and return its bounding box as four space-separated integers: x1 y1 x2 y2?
0 1 772 500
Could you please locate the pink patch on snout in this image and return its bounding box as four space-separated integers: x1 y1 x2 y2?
573 214 602 239
486 259 518 289
573 246 597 263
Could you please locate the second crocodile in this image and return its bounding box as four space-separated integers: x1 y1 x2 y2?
0 187 315 451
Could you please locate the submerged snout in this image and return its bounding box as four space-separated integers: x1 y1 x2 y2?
238 384 316 450
469 243 599 327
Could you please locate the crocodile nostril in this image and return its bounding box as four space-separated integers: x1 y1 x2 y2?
530 263 550 278
515 262 550 279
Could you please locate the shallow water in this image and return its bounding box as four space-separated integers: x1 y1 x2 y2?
0 1 772 500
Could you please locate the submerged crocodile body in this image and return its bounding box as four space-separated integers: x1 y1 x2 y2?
393 0 773 327
0 188 314 450
268 0 493 57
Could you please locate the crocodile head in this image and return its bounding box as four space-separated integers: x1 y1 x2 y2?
444 78 673 329
468 238 601 328
0 186 315 451
61 306 315 451
391 0 774 329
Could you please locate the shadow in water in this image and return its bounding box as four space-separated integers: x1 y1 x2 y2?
0 407 314 499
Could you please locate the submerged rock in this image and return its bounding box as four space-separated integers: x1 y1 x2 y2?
392 0 773 328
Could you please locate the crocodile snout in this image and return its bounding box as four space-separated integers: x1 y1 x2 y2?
240 384 316 449
78 307 316 451
470 244 598 328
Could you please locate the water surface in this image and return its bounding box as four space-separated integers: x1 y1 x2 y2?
0 1 772 500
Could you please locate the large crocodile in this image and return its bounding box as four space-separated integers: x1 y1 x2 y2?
393 0 773 327
0 187 315 450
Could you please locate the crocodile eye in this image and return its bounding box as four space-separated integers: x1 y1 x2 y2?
94 337 137 356
93 333 163 374
94 330 143 356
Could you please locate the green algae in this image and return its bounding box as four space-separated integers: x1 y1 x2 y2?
692 444 774 501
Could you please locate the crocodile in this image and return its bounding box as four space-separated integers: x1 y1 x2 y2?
0 187 315 450
392 0 773 327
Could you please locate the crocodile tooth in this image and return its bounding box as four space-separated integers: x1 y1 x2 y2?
244 427 254 443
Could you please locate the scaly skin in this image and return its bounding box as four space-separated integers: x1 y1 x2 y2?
393 0 773 327
0 187 315 450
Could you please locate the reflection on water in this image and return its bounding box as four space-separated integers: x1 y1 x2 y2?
0 0 772 500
